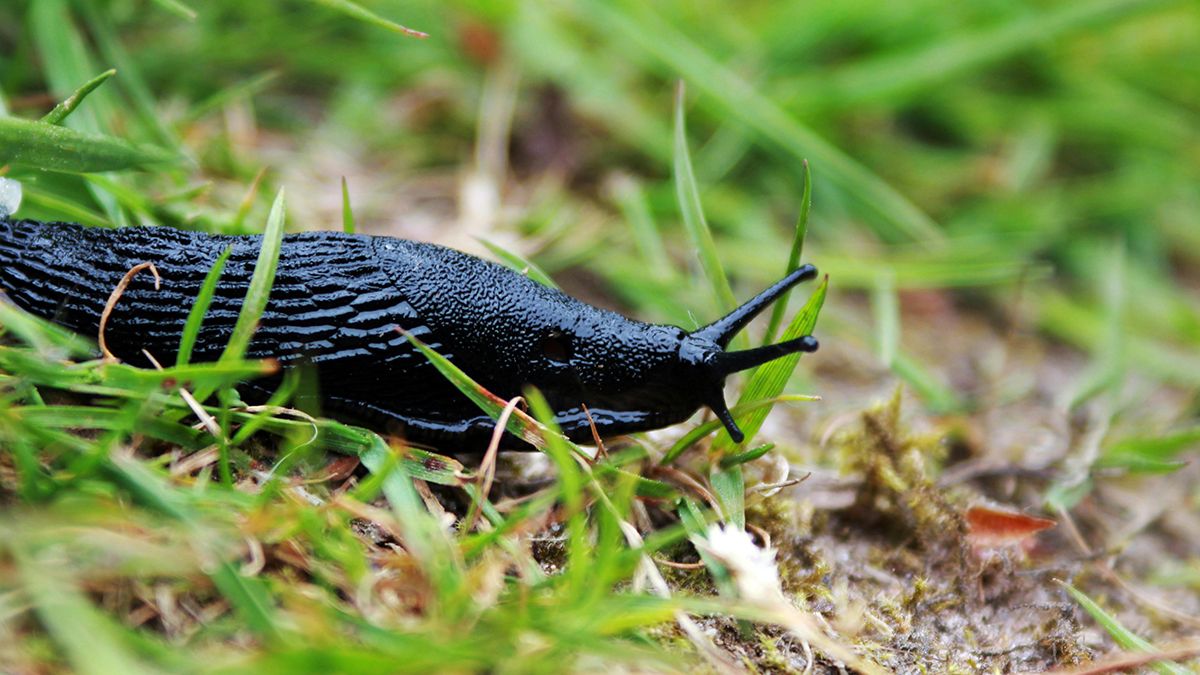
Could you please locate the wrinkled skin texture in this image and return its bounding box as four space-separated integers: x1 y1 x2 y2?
0 218 726 449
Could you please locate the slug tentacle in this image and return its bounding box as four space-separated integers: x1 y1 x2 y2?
692 264 818 348
716 335 819 376
0 216 821 451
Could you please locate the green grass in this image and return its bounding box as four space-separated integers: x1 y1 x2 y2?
2 0 1200 671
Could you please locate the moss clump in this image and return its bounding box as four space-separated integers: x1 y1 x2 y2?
837 388 964 556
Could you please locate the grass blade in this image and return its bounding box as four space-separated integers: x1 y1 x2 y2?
674 83 738 322
524 388 590 587
709 465 745 530
1099 426 1200 474
0 117 175 173
478 238 558 289
73 1 181 150
207 562 282 640
1060 582 1191 675
308 0 429 38
762 161 811 345
341 176 355 234
177 246 233 366
102 454 283 639
871 270 899 369
40 69 117 126
219 188 286 365
719 443 774 469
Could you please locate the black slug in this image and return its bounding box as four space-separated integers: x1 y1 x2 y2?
0 216 819 449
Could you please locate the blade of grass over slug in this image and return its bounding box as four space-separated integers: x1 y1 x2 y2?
578 0 943 244
763 161 811 345
0 117 175 173
102 360 277 395
405 334 668 496
40 69 117 126
401 331 603 461
401 331 547 448
308 0 429 38
478 238 559 289
219 188 285 365
341 176 355 234
398 333 682 500
1060 582 1192 675
203 188 283 484
674 83 740 330
177 246 233 367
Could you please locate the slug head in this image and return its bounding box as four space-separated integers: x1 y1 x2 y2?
672 264 820 442
526 264 820 444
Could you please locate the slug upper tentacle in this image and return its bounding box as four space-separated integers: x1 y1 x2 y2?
0 216 819 450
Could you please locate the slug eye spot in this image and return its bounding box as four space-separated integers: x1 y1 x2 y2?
540 331 573 365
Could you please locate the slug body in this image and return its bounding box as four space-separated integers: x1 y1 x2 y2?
0 217 819 449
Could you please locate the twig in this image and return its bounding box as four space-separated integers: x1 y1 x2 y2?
466 395 524 533
98 262 160 362
143 349 223 440
581 404 608 459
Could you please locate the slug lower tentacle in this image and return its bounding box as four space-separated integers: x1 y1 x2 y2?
0 217 819 449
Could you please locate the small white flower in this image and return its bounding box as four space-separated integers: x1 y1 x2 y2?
695 522 784 605
0 177 22 218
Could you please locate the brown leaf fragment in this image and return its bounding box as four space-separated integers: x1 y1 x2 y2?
965 504 1056 549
